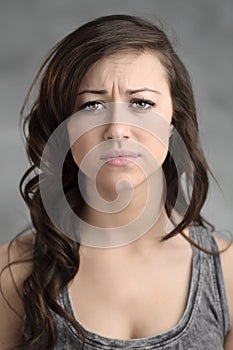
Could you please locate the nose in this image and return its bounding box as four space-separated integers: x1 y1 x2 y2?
104 123 131 140
103 103 131 140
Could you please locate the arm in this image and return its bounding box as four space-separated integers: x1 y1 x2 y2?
225 331 233 350
215 236 233 350
0 234 33 349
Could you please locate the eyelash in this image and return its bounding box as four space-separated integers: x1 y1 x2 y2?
79 100 105 111
79 98 156 111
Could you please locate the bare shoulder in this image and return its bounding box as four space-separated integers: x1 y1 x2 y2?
214 234 233 349
0 233 34 286
0 233 34 349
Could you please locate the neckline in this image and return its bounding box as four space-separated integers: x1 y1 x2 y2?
61 225 203 348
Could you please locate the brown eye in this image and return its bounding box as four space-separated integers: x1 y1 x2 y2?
79 100 105 111
130 99 155 110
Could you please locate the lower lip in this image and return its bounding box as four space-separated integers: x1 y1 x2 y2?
104 157 137 166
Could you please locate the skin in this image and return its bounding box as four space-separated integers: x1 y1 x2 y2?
68 51 173 236
69 51 173 195
67 51 233 343
0 51 233 348
0 234 33 349
67 52 193 337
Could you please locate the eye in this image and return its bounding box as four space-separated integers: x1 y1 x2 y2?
79 100 105 112
130 99 155 111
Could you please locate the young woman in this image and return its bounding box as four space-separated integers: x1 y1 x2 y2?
0 14 233 350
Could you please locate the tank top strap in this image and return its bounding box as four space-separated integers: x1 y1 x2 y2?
52 224 231 349
189 224 231 337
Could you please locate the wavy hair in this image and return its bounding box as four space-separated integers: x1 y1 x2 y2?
6 14 218 349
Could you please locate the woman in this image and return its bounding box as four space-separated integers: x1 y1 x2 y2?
0 14 233 350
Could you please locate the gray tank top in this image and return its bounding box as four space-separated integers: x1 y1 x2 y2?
26 225 232 349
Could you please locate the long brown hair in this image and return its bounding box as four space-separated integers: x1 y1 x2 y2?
6 14 218 348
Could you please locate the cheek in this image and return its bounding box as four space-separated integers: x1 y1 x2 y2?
146 138 169 165
70 134 93 168
138 123 171 167
67 118 102 168
70 139 84 167
69 129 104 175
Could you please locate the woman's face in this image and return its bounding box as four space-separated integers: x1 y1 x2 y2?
68 51 173 196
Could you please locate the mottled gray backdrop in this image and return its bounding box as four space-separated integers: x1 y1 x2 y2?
0 0 232 244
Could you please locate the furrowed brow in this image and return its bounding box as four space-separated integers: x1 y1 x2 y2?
77 88 161 96
127 88 161 95
77 89 108 96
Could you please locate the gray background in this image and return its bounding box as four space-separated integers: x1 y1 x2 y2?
0 0 232 244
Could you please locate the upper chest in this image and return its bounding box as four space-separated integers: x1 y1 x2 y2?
69 245 193 339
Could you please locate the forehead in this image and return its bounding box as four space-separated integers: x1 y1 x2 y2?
78 51 168 89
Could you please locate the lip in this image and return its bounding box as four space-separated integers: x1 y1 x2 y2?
100 149 139 160
100 149 140 166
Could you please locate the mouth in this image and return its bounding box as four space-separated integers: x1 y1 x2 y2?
100 150 140 166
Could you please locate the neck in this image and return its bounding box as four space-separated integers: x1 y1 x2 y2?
83 167 164 223
77 168 174 248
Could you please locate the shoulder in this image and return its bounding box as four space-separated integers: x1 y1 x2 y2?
214 234 233 349
0 233 34 285
0 233 34 349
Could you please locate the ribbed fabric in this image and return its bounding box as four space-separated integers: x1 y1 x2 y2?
25 225 231 349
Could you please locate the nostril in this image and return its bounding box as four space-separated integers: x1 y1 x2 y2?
104 124 131 140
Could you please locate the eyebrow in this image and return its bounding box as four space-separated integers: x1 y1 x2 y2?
77 88 161 96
